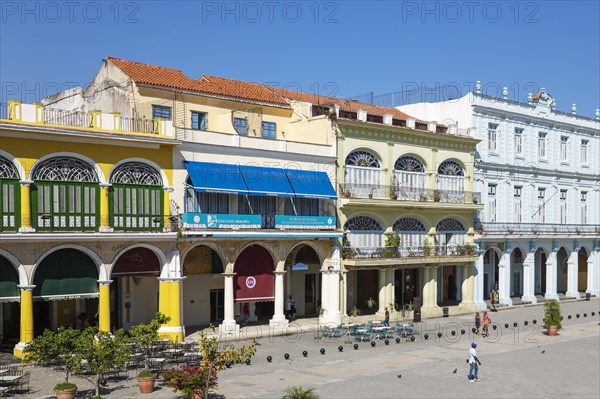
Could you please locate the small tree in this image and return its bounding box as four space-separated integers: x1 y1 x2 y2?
128 312 170 372
543 299 562 330
23 327 83 384
77 327 131 398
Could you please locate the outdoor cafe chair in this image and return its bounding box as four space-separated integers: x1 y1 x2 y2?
17 371 30 393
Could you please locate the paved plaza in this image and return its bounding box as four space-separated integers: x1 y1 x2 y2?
5 299 599 399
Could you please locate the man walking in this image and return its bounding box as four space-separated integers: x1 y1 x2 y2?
468 342 482 382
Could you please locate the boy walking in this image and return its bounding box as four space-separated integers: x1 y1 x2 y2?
468 342 482 382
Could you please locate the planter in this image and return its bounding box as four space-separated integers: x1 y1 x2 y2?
368 194 373 199
188 392 207 399
344 191 351 198
138 376 157 394
546 325 558 336
390 194 398 200
55 389 77 399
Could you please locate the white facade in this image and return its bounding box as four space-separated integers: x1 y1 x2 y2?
399 86 600 308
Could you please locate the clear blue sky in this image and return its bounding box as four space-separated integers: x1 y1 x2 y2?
1 1 599 117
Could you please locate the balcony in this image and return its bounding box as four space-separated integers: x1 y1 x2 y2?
476 222 600 237
1 101 173 137
182 213 336 231
342 244 477 267
339 183 481 205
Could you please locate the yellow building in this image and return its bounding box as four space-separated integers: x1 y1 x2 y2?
0 100 181 357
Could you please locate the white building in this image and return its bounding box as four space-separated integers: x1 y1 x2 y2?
399 84 600 308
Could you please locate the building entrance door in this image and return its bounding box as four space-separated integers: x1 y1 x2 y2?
210 289 224 323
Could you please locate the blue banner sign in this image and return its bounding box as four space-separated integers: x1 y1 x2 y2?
292 263 309 271
183 213 261 229
275 215 336 230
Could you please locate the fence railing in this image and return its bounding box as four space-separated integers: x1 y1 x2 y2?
120 116 157 134
44 108 92 128
476 222 600 236
343 244 477 260
339 183 481 204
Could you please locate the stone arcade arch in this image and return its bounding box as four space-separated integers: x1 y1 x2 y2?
285 244 322 317
181 245 225 328
234 245 275 321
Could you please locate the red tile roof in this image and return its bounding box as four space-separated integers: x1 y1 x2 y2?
107 56 418 121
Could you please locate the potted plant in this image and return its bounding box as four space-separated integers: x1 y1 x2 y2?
543 299 562 336
341 234 356 259
77 328 131 398
381 232 400 258
433 190 441 202
423 243 433 256
23 326 84 398
365 297 377 315
349 306 361 321
127 312 170 393
344 189 351 198
54 382 78 399
419 193 428 202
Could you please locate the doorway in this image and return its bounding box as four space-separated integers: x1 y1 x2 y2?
304 274 317 314
210 289 224 323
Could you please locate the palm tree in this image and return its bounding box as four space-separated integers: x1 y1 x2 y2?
282 385 320 399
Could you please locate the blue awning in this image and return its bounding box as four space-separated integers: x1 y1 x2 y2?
285 169 337 200
239 165 295 197
184 161 248 194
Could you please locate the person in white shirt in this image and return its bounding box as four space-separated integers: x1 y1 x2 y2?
285 295 296 320
468 342 482 382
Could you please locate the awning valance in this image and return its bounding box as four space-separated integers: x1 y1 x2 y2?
184 161 247 194
238 165 294 197
112 247 161 277
285 169 337 200
33 249 99 300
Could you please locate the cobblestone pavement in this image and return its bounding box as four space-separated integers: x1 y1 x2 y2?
7 299 600 398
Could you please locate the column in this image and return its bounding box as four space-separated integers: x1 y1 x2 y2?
498 251 513 305
430 266 439 307
157 278 184 341
99 183 112 232
220 272 238 333
521 250 537 303
455 265 462 302
460 265 469 305
565 249 580 298
327 270 341 325
467 264 474 305
377 268 387 316
270 270 288 327
386 268 394 312
340 270 348 317
586 249 599 296
422 267 431 307
13 285 35 358
474 253 487 310
545 250 559 300
163 187 173 230
18 180 34 232
98 280 112 332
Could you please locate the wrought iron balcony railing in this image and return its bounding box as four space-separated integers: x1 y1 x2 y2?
339 183 481 205
475 222 600 236
342 244 477 260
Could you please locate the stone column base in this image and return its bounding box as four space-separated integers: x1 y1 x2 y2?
521 295 538 304
474 300 488 310
219 320 239 335
544 293 559 301
565 291 580 299
268 318 289 334
99 226 114 233
585 289 599 296
18 226 35 233
13 342 28 359
458 302 477 312
158 325 184 342
319 311 342 326
421 306 443 318
499 297 513 306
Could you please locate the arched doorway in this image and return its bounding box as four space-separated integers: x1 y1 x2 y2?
394 155 426 200
182 245 224 328
510 248 524 297
0 256 20 340
578 248 588 293
483 247 500 299
535 248 547 295
234 245 274 321
111 247 161 330
285 245 321 317
33 248 99 335
557 247 569 294
393 217 426 306
437 160 465 203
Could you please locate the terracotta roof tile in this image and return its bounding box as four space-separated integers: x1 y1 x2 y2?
107 56 419 122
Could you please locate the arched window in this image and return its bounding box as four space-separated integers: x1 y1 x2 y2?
394 155 426 199
32 157 99 231
344 151 382 198
436 218 466 249
393 217 427 254
344 216 383 251
437 160 464 176
437 160 465 201
110 162 163 231
0 157 20 231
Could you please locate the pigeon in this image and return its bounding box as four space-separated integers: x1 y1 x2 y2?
397 375 402 379
453 369 457 374
541 350 545 354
